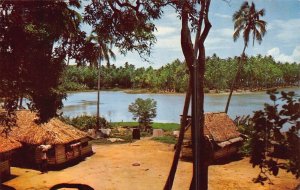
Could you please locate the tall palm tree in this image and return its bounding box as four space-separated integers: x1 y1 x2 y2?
96 39 115 130
225 1 266 113
87 32 115 130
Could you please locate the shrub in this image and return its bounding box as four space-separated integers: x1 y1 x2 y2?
128 98 157 131
61 115 110 131
248 90 300 183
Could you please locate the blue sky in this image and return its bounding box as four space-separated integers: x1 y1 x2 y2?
82 0 300 68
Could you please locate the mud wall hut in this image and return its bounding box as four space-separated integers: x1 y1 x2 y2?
181 112 243 160
1 111 93 167
0 135 22 180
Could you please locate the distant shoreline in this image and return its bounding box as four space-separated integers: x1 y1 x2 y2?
67 86 300 96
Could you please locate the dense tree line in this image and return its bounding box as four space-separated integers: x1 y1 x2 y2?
60 55 300 93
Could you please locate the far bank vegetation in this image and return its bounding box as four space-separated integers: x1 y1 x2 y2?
60 56 300 93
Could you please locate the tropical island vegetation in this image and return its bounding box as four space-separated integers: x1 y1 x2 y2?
60 55 300 93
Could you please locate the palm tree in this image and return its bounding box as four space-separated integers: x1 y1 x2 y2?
225 1 266 113
87 32 115 130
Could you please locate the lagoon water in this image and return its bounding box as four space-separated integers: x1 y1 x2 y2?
61 87 300 123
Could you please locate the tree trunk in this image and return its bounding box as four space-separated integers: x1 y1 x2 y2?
96 58 101 130
164 1 211 189
163 2 200 187
225 45 246 113
190 0 211 188
19 96 23 109
164 78 192 190
190 42 209 190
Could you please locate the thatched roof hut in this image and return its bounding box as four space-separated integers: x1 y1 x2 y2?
0 135 21 180
6 111 88 145
181 112 243 160
0 110 93 167
0 135 22 154
203 112 242 147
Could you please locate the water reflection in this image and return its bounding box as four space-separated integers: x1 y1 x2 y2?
61 88 300 123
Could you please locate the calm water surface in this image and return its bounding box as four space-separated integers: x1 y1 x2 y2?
61 87 300 123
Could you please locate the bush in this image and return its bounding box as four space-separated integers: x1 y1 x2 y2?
235 115 252 156
61 115 110 131
247 90 300 183
128 98 157 131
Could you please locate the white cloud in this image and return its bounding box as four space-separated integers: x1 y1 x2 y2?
204 28 234 50
271 19 300 41
214 13 231 19
154 26 177 36
164 12 179 20
267 46 300 63
215 28 234 38
155 35 181 51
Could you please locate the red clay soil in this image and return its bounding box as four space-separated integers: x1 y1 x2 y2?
3 139 299 190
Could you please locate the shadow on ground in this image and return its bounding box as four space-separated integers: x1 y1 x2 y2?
1 174 18 183
12 152 94 172
212 154 244 165
180 153 244 165
0 184 17 190
50 183 94 190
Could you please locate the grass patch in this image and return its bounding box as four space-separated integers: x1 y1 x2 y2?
111 122 138 127
111 122 179 132
152 123 180 131
152 135 177 144
90 138 132 145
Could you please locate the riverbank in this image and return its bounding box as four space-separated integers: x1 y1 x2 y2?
124 86 300 95
3 139 299 190
68 86 300 96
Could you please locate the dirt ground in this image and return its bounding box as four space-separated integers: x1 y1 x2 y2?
3 139 299 190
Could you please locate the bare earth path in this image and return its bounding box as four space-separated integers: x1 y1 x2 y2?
3 139 299 190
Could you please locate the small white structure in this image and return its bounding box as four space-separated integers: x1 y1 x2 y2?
152 129 164 137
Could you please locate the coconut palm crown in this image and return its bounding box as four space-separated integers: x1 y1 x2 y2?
233 1 267 47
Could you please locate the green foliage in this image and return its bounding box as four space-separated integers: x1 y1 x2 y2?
61 115 110 131
235 115 253 156
233 1 266 46
152 135 177 144
111 122 179 132
60 66 97 91
84 1 164 61
249 90 300 184
0 1 83 123
128 98 157 131
152 123 180 131
111 122 139 128
60 56 299 93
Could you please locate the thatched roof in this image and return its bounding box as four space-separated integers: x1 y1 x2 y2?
186 112 242 147
204 112 241 143
0 110 89 145
0 135 22 153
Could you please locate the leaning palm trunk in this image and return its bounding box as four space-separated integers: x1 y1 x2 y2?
164 78 192 190
225 45 246 113
96 58 101 130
